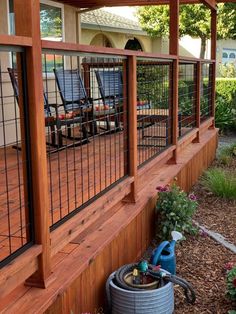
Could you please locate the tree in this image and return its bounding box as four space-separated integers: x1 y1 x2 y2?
137 4 236 59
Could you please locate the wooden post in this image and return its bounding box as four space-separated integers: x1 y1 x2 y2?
14 0 52 288
211 8 217 128
195 61 201 142
122 59 128 176
126 56 137 202
169 0 179 163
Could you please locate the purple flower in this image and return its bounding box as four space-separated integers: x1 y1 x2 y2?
156 185 170 192
199 229 208 237
188 193 197 201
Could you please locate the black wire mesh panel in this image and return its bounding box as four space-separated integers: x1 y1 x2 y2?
178 62 197 138
200 62 213 122
0 46 34 268
137 59 173 167
42 51 128 229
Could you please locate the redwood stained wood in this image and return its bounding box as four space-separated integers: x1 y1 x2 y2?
211 9 217 126
0 245 42 299
54 0 233 8
2 129 218 314
202 0 216 9
127 56 138 202
0 35 32 47
42 40 178 60
14 0 51 287
195 62 201 142
169 0 179 163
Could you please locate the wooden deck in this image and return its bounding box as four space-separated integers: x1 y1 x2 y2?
0 128 218 314
0 123 173 262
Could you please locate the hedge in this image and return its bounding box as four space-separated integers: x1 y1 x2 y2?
216 78 236 110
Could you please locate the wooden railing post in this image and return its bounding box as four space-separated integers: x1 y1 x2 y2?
211 8 217 128
169 0 179 163
195 61 201 142
14 0 52 288
126 55 137 202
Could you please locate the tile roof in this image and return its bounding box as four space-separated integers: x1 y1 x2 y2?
81 9 143 32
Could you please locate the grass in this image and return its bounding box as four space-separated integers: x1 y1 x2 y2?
202 168 236 199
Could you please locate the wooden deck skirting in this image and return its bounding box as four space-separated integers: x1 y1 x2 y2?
0 127 218 314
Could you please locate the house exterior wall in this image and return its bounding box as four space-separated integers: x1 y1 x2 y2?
216 39 236 75
81 28 154 52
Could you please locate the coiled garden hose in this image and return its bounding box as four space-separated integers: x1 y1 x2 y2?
113 263 196 304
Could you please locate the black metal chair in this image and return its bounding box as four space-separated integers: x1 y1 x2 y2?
54 68 94 137
8 68 88 150
95 69 123 131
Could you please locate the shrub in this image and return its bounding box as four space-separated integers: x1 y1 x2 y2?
216 78 236 111
218 143 236 165
202 168 236 199
219 63 236 78
226 265 236 301
156 184 198 240
215 96 236 132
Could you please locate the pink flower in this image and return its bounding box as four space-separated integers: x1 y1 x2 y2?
188 193 197 201
224 262 235 271
233 278 236 288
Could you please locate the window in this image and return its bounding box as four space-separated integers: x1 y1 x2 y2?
9 0 64 40
8 0 64 71
222 49 236 65
125 38 143 51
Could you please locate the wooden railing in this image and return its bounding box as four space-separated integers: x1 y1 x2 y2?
0 1 216 298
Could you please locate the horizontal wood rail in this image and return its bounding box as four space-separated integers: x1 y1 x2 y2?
179 56 215 63
41 40 178 60
50 176 134 256
0 35 32 47
0 245 42 299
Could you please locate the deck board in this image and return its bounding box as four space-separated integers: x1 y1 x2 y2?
0 124 191 263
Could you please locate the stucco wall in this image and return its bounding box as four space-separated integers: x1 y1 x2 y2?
81 28 154 53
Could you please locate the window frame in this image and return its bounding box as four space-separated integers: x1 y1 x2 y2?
8 0 65 41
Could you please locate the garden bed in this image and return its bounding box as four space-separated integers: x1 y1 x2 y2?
193 181 236 245
175 234 236 313
145 139 236 313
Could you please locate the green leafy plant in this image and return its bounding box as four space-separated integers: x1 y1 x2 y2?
226 265 236 301
202 168 236 199
156 184 198 240
216 78 236 111
215 96 236 132
218 143 236 165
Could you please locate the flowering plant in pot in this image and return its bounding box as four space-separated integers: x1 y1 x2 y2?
156 184 198 240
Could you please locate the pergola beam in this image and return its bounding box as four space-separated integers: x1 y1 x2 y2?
55 0 235 8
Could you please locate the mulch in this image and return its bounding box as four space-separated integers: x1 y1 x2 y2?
174 155 236 313
175 235 236 313
193 158 236 246
144 152 236 313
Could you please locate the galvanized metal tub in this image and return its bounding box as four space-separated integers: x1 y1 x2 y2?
107 272 174 314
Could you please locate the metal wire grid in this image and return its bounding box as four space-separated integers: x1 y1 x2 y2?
178 62 197 138
0 47 34 267
42 51 128 229
200 63 213 122
137 59 173 167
